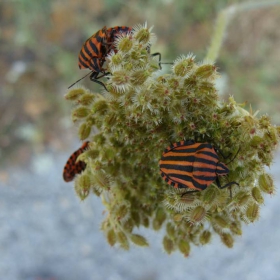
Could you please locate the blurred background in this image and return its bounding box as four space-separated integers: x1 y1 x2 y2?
1 1 280 279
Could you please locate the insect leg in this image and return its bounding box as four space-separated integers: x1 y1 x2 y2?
214 147 228 160
225 147 240 165
216 177 240 189
151 52 173 69
90 72 109 91
151 52 163 69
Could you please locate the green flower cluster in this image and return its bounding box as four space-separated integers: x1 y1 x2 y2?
65 23 279 256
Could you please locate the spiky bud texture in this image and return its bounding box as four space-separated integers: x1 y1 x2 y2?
65 23 279 256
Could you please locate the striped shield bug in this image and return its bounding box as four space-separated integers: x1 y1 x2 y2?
68 26 132 90
159 140 239 193
68 25 171 90
63 141 89 182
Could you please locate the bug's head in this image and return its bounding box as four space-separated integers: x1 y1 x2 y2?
216 162 229 176
101 26 108 35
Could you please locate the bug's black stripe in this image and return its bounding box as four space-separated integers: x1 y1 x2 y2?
80 48 88 61
112 26 130 35
196 143 214 149
193 174 217 181
166 173 207 189
168 170 217 184
79 57 88 68
118 26 129 31
166 147 197 153
95 34 103 43
121 27 130 33
194 157 218 166
82 41 95 58
80 46 90 62
161 156 217 166
166 173 193 182
196 150 219 160
89 57 100 72
83 39 99 58
160 164 193 172
161 155 195 162
169 142 213 151
89 38 100 56
192 166 217 173
167 149 218 160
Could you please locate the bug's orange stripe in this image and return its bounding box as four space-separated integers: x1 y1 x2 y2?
168 176 200 189
216 164 227 172
193 170 215 177
192 177 212 187
173 143 200 150
85 39 99 58
79 54 90 68
162 152 196 158
195 154 217 162
159 160 192 166
193 162 216 169
160 168 192 176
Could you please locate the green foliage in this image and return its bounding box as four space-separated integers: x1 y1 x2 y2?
65 24 279 256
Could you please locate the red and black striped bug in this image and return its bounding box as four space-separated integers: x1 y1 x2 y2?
159 140 239 193
63 141 89 182
68 26 132 90
68 25 168 90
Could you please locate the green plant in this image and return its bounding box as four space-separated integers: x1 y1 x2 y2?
65 23 279 256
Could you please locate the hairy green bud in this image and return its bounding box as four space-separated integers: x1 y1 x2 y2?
118 37 133 52
163 236 175 254
221 233 234 248
178 239 190 257
78 92 96 106
251 187 264 204
107 229 117 246
72 106 90 121
246 203 259 223
117 231 130 250
130 234 149 247
79 122 91 140
65 88 86 100
200 230 211 245
75 174 91 200
259 173 274 194
189 206 206 224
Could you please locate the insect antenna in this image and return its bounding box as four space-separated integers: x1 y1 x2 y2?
68 71 93 89
225 147 240 165
215 146 240 164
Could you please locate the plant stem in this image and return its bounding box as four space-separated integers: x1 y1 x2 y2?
205 1 280 63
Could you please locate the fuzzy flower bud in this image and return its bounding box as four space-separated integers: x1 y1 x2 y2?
65 88 86 100
117 37 133 52
79 122 91 140
75 174 91 200
130 234 149 247
173 55 195 76
163 236 175 254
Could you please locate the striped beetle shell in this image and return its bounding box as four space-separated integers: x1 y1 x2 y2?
63 141 89 182
159 140 229 191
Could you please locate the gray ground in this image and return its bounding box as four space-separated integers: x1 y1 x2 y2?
1 150 280 280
